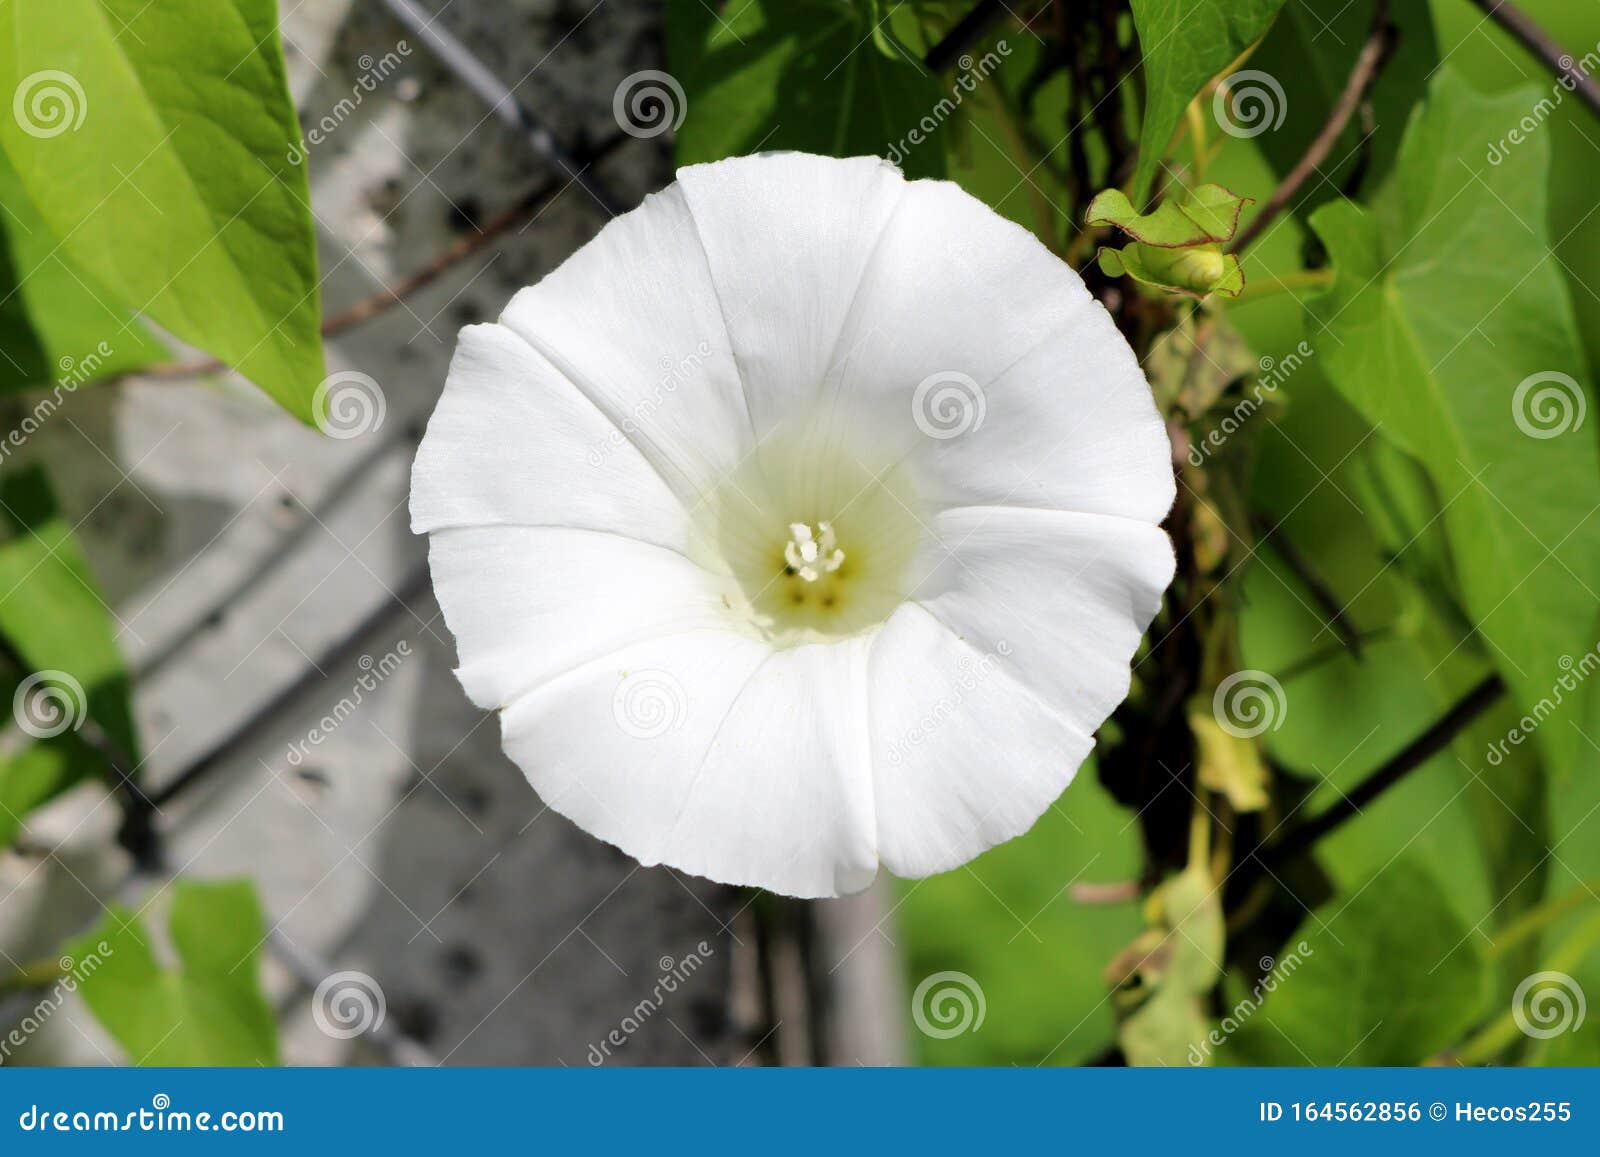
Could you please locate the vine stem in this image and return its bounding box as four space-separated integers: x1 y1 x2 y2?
1455 908 1600 1064
1468 0 1600 119
1490 879 1600 960
1261 672 1506 866
1230 0 1391 254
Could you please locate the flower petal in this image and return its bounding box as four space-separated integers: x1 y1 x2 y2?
498 184 753 505
867 603 1093 878
499 633 878 898
675 153 905 439
410 322 688 548
820 176 1173 522
428 526 729 710
908 505 1174 738
868 506 1173 877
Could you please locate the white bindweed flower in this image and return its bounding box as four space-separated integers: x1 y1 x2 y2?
411 152 1175 898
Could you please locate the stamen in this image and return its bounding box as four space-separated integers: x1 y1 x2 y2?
784 521 845 582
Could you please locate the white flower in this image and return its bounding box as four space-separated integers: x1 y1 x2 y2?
411 153 1175 898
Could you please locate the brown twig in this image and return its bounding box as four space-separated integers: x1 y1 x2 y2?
1230 0 1392 255
1469 0 1600 119
140 134 627 383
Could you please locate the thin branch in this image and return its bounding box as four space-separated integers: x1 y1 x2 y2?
1469 0 1600 119
1264 672 1505 863
1251 513 1365 656
141 135 626 384
1230 0 1392 254
925 0 1010 72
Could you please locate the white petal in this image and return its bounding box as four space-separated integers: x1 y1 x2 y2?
410 323 688 548
820 176 1173 522
499 633 878 898
912 308 1176 523
868 604 1094 879
428 526 730 710
675 153 905 439
868 506 1173 877
497 184 753 505
908 505 1174 735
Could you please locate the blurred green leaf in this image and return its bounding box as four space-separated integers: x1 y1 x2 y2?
0 0 323 421
1119 864 1225 1066
66 878 279 1066
1128 0 1287 203
0 465 138 847
1308 67 1600 781
1247 0 1439 218
0 150 163 395
899 766 1143 1065
666 0 949 179
1228 859 1488 1064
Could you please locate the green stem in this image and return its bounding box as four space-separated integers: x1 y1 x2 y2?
1456 909 1600 1065
1490 879 1600 960
0 958 67 997
1232 268 1336 302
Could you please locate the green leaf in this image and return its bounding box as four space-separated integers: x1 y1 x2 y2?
1128 0 1288 204
1087 183 1248 247
65 878 279 1066
899 766 1144 1065
1247 0 1440 218
1308 68 1600 780
0 0 324 421
0 466 138 847
666 0 949 179
0 149 164 393
1227 859 1488 1064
